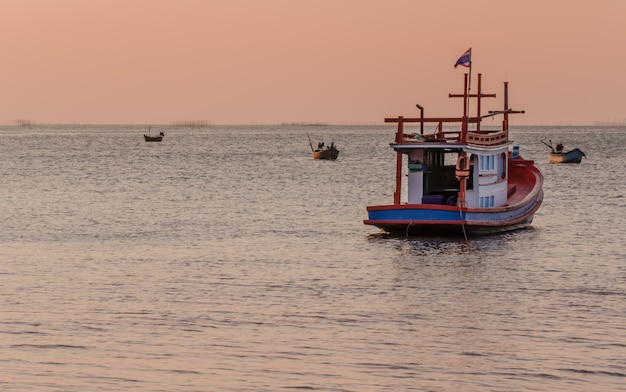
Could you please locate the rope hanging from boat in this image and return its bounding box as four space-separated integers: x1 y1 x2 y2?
458 202 467 241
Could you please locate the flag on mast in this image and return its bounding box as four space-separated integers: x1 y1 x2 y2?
454 48 472 68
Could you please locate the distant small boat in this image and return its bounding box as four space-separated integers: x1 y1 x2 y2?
542 141 585 163
144 128 165 142
312 142 339 160
307 133 339 160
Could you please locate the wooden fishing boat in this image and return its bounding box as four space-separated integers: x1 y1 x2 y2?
364 71 543 237
144 128 165 142
307 134 339 160
549 148 586 163
312 142 339 160
144 134 163 142
542 141 586 163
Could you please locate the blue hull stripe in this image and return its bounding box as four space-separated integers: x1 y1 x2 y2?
368 208 461 221
367 189 543 226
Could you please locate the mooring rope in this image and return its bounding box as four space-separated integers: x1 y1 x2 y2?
406 221 413 238
458 201 468 241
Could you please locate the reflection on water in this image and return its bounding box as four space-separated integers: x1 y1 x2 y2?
0 125 624 391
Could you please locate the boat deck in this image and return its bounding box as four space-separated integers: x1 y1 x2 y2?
506 159 541 206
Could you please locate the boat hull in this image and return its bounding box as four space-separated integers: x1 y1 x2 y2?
312 147 339 160
365 158 544 236
365 191 542 236
144 135 163 142
548 148 585 163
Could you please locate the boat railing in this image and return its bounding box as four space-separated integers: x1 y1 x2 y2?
466 129 509 145
387 116 506 144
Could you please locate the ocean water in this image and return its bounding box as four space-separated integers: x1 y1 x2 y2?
0 124 624 391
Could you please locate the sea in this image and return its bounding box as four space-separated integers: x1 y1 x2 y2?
0 124 624 391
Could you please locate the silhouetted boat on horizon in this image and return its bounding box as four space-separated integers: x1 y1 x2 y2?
144 127 165 142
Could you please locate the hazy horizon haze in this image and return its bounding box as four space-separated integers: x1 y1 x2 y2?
1 0 625 126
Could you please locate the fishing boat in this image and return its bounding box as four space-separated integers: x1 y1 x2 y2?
542 141 586 163
312 142 339 160
307 134 339 160
144 127 165 142
364 72 544 237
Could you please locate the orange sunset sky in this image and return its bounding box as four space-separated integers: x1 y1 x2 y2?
1 0 625 126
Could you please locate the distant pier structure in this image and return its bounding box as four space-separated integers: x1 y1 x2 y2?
595 118 626 126
16 119 35 126
172 120 210 127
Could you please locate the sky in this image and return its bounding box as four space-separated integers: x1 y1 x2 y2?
1 0 625 126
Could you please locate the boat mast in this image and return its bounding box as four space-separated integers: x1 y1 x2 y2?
489 81 524 133
393 117 404 205
462 74 468 142
449 73 496 141
457 76 472 210
476 74 482 132
503 81 509 132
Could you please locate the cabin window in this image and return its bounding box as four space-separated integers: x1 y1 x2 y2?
479 195 495 208
467 155 475 190
479 154 496 171
499 152 507 179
